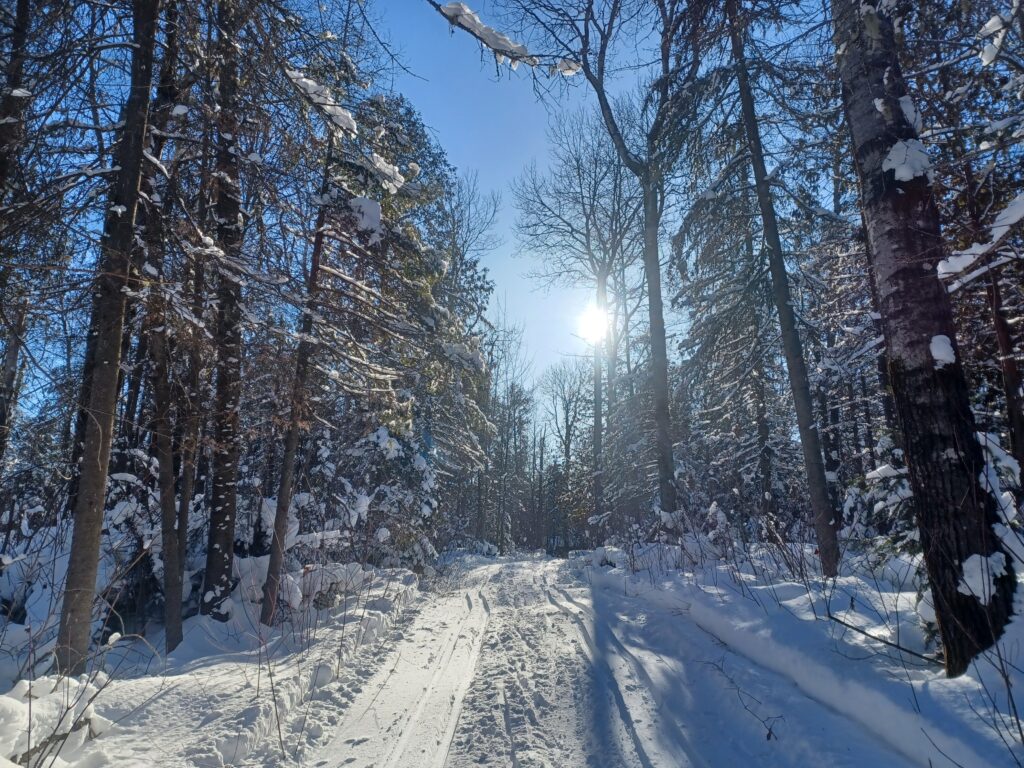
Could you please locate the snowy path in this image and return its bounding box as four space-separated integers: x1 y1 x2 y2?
305 558 916 768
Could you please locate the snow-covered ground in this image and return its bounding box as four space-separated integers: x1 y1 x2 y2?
3 551 1020 766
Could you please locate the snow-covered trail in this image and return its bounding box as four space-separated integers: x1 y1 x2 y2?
307 558 916 768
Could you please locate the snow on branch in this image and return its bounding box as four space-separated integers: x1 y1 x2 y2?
359 152 406 194
427 1 579 75
286 68 358 136
938 191 1024 279
977 1 1021 66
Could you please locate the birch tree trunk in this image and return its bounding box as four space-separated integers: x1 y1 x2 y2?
55 0 162 674
832 0 1014 676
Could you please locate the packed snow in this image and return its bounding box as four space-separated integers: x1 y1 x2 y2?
3 549 1021 766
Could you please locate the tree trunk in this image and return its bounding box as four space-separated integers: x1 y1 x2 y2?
727 0 840 577
818 388 841 509
860 374 876 467
176 243 206 576
538 431 546 551
847 381 865 479
201 0 244 620
754 368 773 521
592 272 607 525
260 148 331 626
641 182 677 516
0 297 26 475
141 2 183 650
119 328 149 449
150 314 182 649
988 274 1024 469
0 0 30 201
832 0 1015 676
55 0 161 674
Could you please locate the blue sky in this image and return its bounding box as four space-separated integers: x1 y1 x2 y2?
381 1 594 376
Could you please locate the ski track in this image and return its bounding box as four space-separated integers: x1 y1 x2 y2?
305 558 917 768
70 558 923 767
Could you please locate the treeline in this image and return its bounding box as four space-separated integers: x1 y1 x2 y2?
0 0 501 673
1 0 1022 682
448 0 1023 678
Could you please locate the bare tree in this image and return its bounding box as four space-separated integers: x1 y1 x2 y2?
513 110 641 525
501 0 714 515
540 359 589 470
202 0 245 620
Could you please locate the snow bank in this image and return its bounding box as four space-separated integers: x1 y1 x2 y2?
0 674 113 766
582 546 1019 767
591 546 629 569
0 564 419 767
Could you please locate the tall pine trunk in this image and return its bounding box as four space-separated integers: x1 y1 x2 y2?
832 0 1014 676
0 297 26 476
201 0 244 619
55 0 162 674
592 270 607 526
727 0 840 576
260 148 331 626
0 0 30 200
641 182 677 516
142 1 183 650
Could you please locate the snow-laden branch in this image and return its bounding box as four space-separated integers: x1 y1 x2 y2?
426 1 579 75
938 191 1024 277
286 68 357 136
977 1 1021 66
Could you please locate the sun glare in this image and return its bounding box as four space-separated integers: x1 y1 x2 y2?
577 304 609 345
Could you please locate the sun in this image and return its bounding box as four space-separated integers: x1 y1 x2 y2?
577 304 609 345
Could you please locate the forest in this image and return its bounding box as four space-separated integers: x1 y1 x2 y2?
0 0 1023 766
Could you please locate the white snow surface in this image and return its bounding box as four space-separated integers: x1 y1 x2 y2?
348 196 383 244
8 550 1021 766
2 565 417 767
